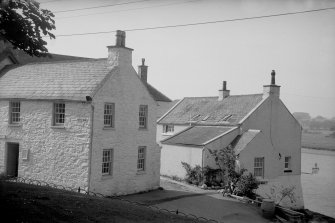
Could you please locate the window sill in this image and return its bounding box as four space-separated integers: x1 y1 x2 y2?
162 132 174 136
103 127 115 130
284 169 292 173
8 123 22 127
138 128 148 131
256 178 268 184
136 171 146 175
51 126 65 129
101 174 113 180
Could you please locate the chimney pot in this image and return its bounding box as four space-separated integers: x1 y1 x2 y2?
218 80 230 101
263 70 280 98
271 70 276 85
115 30 126 47
138 58 148 83
223 81 227 91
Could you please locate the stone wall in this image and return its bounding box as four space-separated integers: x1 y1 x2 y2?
0 100 91 189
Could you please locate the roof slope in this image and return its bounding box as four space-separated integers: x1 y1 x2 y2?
145 83 171 102
158 95 263 125
161 126 236 147
1 46 89 64
233 130 260 155
0 59 109 101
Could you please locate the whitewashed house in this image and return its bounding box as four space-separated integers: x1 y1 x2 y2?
158 72 304 208
0 31 169 196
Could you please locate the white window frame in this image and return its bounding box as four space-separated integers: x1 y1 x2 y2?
137 146 146 172
254 157 264 178
139 105 148 129
9 101 21 124
163 124 174 134
284 156 292 171
53 102 65 126
104 103 115 128
102 149 113 175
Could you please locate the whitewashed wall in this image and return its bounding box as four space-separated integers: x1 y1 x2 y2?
89 51 160 196
0 100 91 189
160 144 203 179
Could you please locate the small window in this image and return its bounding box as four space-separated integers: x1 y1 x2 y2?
104 103 115 128
102 149 113 175
53 103 65 126
254 157 264 178
137 146 146 171
163 124 174 133
284 156 291 171
10 101 20 124
139 105 148 129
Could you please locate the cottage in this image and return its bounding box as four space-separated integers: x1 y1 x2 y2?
157 72 304 208
0 31 168 196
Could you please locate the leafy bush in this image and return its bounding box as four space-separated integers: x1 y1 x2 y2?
234 172 260 198
181 162 204 185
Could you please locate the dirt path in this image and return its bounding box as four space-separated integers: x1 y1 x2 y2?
123 177 269 223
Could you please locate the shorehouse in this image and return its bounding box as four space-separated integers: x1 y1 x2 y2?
0 31 170 196
157 72 304 208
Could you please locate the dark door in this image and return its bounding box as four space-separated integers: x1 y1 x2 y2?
6 143 19 177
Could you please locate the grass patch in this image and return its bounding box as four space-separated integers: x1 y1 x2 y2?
302 130 335 151
0 181 199 223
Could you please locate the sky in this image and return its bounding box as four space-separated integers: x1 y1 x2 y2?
38 0 335 118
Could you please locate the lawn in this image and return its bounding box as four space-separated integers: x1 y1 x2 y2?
301 130 335 151
0 181 199 223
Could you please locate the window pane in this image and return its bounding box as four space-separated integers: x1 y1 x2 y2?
139 105 147 129
104 103 114 127
137 147 146 171
10 101 21 124
102 149 113 175
254 157 264 177
54 103 65 125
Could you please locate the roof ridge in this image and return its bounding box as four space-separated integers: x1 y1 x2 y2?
184 94 262 99
23 58 106 65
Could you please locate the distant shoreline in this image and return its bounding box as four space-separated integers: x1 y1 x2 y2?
302 146 335 152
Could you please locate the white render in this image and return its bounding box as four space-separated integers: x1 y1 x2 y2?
0 101 91 189
157 81 304 208
0 32 161 196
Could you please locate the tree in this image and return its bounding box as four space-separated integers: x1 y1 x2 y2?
0 0 55 57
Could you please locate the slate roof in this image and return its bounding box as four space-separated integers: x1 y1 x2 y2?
1 46 89 64
161 126 237 147
233 130 261 155
145 83 171 102
158 95 264 125
0 59 110 101
0 57 172 102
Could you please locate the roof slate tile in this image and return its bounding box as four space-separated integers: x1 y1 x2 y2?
158 95 263 125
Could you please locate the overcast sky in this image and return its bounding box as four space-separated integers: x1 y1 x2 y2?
39 0 335 118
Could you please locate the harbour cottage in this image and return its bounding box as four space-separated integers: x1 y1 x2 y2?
0 31 169 196
158 72 304 208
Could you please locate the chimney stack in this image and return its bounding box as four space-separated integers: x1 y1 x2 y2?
107 30 133 68
263 70 280 98
138 58 148 83
115 30 126 47
218 81 230 101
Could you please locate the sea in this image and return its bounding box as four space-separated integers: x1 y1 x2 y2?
301 148 335 218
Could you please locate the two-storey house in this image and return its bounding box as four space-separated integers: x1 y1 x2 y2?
0 31 166 196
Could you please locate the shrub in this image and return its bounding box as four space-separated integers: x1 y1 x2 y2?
181 162 204 185
234 172 260 198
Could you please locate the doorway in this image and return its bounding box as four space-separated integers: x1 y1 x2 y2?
6 142 19 177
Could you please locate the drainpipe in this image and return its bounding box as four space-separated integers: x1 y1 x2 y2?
202 147 205 170
86 96 94 191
